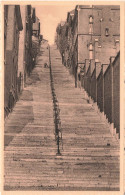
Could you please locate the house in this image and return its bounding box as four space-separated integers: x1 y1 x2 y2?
4 5 23 116
4 5 41 117
55 4 120 136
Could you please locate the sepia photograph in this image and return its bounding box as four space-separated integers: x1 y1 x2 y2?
1 1 123 194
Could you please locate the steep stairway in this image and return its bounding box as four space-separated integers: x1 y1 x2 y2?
4 42 120 191
49 44 120 190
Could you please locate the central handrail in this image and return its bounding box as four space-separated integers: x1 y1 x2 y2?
49 45 63 156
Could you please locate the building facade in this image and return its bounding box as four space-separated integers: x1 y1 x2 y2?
56 5 120 136
56 5 120 86
4 5 41 118
4 5 23 117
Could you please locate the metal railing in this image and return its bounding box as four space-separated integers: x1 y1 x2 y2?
49 45 63 155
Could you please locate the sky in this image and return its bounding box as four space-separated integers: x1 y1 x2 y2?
34 5 76 45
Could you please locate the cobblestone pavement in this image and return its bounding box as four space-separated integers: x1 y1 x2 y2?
4 42 120 191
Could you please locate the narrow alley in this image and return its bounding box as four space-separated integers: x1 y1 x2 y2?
4 41 120 191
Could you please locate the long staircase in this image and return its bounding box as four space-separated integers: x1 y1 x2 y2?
4 42 120 191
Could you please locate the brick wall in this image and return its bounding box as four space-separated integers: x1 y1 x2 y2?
78 35 90 63
84 53 120 135
104 63 113 123
97 69 103 112
92 8 102 35
84 59 89 92
86 64 91 96
84 72 87 92
91 68 96 102
100 6 120 38
113 52 120 134
95 6 120 64
97 40 118 64
78 7 91 34
78 6 101 35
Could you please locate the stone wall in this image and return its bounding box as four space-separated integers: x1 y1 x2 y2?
112 52 120 134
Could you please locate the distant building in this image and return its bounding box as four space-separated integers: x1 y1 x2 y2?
24 5 35 79
56 21 67 64
32 16 40 37
64 10 75 69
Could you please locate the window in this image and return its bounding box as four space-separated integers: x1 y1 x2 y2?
89 15 93 34
115 40 120 53
90 25 93 34
105 28 109 37
89 43 93 59
100 18 103 22
89 15 93 24
89 43 93 51
89 24 93 34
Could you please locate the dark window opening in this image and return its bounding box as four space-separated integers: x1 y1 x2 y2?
105 28 109 37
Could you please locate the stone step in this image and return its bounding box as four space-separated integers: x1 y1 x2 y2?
4 42 120 190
